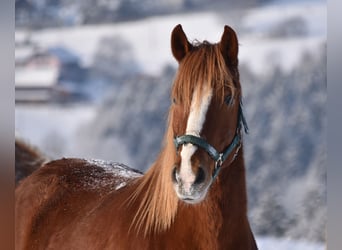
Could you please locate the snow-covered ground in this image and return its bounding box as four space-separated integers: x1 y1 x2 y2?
15 0 326 76
256 236 325 250
15 105 96 159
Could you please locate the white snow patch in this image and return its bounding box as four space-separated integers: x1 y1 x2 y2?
16 67 59 87
72 159 142 191
256 235 325 250
85 159 142 179
115 182 127 190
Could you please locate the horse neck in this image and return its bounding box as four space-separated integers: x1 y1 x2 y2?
217 145 248 217
214 145 257 249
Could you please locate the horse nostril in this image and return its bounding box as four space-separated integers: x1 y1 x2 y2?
194 167 206 185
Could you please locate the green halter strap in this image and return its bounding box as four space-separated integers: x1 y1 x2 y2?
173 103 248 180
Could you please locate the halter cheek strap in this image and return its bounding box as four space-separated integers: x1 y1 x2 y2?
173 103 248 181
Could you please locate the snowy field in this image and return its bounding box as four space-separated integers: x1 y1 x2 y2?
256 236 325 249
15 105 96 159
15 0 326 76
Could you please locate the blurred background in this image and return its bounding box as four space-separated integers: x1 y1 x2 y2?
15 0 326 248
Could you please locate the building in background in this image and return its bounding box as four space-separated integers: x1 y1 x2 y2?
15 34 87 104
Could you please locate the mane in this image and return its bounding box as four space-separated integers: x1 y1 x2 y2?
172 41 238 110
127 41 238 236
127 125 178 236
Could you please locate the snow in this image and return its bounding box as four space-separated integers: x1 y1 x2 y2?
79 159 142 191
243 1 326 37
115 182 127 190
15 31 29 44
239 0 325 75
15 0 326 76
84 159 142 179
15 46 35 63
15 67 59 87
256 236 325 250
15 105 96 158
239 37 323 75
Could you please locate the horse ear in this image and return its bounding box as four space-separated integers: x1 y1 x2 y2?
219 25 239 67
171 24 193 62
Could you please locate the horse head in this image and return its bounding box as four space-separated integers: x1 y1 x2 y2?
169 24 247 204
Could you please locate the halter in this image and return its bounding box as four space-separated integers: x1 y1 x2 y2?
173 103 248 181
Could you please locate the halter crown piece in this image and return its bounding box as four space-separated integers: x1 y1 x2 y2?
174 103 248 181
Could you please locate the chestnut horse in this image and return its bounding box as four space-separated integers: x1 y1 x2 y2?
15 24 257 249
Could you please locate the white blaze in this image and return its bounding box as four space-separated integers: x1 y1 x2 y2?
179 86 213 191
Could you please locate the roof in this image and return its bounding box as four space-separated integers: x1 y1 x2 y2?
15 67 59 88
15 46 36 64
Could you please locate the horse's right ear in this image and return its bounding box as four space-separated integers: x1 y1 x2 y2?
171 24 193 63
219 25 239 67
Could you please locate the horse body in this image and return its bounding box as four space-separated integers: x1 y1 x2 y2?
16 24 257 249
16 154 255 249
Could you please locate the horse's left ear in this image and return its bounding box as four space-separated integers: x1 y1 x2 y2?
171 24 193 63
219 25 239 67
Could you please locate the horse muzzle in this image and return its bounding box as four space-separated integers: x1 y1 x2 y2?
172 166 210 204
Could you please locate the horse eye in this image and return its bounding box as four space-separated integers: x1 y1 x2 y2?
224 95 233 106
172 98 177 104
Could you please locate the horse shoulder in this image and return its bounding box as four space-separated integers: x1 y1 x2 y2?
15 159 69 249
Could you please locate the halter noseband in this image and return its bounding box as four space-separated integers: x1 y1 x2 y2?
173 103 248 181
